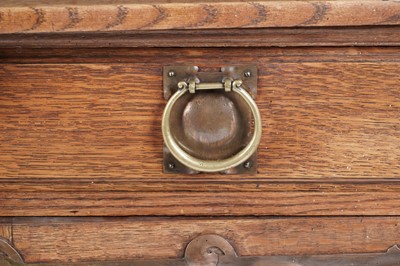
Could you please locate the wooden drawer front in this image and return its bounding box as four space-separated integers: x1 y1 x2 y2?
1 217 400 264
0 47 400 217
1 47 399 179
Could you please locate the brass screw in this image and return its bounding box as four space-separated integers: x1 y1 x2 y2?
244 71 251 78
243 161 251 168
168 71 175 77
168 163 175 169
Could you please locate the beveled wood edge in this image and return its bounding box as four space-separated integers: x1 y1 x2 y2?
1 1 400 34
1 26 400 48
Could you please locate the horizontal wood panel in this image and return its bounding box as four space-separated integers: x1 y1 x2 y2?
1 1 400 34
1 184 400 216
3 47 400 64
2 179 400 216
2 27 400 48
0 49 399 180
0 47 399 216
9 217 400 263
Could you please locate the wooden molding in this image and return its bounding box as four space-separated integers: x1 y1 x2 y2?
1 1 400 34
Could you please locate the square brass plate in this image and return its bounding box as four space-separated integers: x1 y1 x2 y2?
162 65 258 174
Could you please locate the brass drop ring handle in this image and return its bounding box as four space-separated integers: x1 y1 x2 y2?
162 80 262 173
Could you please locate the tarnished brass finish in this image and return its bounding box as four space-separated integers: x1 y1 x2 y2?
162 80 261 173
162 66 260 174
163 66 257 100
185 235 237 266
184 235 400 266
2 234 400 266
0 238 24 264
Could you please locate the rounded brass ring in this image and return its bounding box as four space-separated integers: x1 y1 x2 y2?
162 80 262 172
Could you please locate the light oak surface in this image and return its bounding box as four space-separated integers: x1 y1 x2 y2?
1 1 400 33
1 48 399 180
0 47 399 217
0 224 12 242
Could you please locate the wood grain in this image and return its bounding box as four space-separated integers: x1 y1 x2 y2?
10 217 400 263
1 2 399 264
0 48 399 180
2 47 400 64
0 47 399 216
2 183 400 216
2 27 400 48
1 1 400 34
0 223 12 243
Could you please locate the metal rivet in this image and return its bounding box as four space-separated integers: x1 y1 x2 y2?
243 161 251 168
244 71 251 78
168 71 175 77
168 163 175 169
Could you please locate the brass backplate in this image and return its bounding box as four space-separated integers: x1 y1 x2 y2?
163 66 258 174
163 66 257 100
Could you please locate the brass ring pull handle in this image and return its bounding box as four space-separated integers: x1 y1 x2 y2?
162 79 262 173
